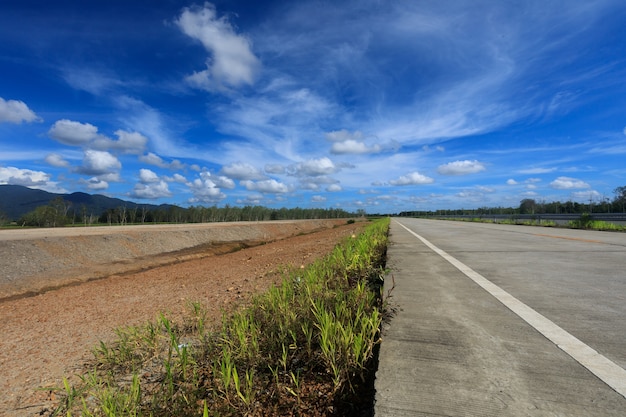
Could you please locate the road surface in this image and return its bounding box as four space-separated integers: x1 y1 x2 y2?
375 218 626 416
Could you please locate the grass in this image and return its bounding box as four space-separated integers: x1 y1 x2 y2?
51 218 390 416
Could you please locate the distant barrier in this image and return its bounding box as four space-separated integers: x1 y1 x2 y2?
412 213 626 225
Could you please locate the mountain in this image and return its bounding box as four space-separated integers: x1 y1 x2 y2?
0 184 174 221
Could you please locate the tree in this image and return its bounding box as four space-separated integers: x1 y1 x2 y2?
614 186 626 212
519 199 537 215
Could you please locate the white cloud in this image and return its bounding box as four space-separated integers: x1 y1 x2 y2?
138 152 184 170
164 173 188 183
311 195 326 202
0 97 40 124
242 179 291 194
139 168 159 183
131 180 172 199
188 176 226 203
93 130 148 154
506 179 518 185
221 162 266 180
176 3 260 91
326 130 383 155
139 152 167 167
437 160 486 176
45 153 70 168
326 184 342 192
49 120 147 154
550 176 590 189
389 171 434 186
49 119 99 146
199 171 235 189
265 163 285 174
81 177 109 190
76 150 121 176
0 166 50 186
290 157 338 177
331 140 382 155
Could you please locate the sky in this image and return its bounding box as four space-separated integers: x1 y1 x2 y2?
1 0 625 214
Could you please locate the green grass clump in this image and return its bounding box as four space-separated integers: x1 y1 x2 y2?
52 218 389 416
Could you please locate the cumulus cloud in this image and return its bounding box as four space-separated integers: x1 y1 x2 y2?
326 129 385 155
0 166 50 186
188 175 227 203
326 184 342 192
139 168 159 183
45 153 70 168
176 3 260 91
290 157 338 177
437 160 486 176
550 176 590 189
221 162 266 180
265 164 285 174
242 179 291 193
198 171 235 189
49 119 99 146
506 179 518 185
49 120 149 154
164 173 188 183
131 180 172 199
76 150 121 176
311 195 327 202
0 97 40 124
138 152 184 170
331 140 382 155
93 130 148 154
389 171 434 186
81 177 109 190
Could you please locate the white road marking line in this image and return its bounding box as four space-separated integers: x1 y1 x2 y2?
395 220 626 399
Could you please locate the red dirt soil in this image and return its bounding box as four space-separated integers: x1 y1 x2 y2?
0 220 366 416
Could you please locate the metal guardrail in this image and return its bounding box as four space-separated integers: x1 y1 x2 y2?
416 213 626 222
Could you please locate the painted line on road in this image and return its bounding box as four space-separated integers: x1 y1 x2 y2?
394 220 626 399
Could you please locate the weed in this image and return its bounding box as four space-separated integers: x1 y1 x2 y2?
52 218 390 416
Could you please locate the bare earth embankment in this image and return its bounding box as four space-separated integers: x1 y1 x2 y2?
0 219 365 416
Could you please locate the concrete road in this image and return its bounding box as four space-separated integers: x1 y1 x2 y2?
375 218 626 416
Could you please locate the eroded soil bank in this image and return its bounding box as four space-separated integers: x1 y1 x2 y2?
0 219 366 416
0 219 345 301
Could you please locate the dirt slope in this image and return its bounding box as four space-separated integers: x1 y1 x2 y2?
0 219 365 416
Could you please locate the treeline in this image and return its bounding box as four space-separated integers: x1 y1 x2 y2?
400 186 626 217
15 197 360 227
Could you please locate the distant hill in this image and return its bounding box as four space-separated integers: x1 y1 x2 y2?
0 184 173 221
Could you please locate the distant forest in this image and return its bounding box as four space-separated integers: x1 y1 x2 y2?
399 186 626 217
7 197 361 228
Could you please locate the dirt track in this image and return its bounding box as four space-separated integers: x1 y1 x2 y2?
0 219 365 416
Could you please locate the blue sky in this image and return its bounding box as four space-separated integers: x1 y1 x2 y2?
1 0 625 213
